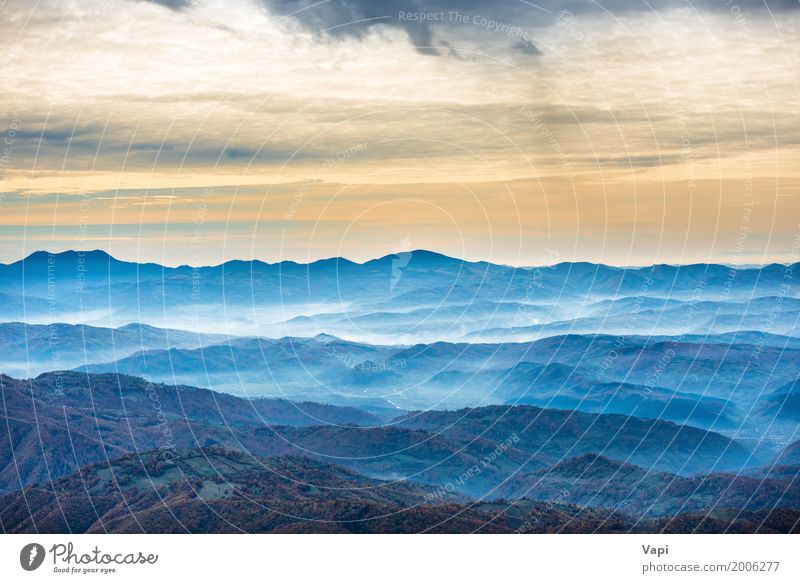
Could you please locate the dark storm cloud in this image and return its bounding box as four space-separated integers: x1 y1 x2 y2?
262 0 538 56
137 0 193 9
513 38 541 56
130 0 797 57
550 0 799 14
6 118 325 173
140 0 800 21
10 127 98 143
259 0 798 57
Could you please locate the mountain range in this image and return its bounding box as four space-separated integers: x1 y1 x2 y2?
1 249 799 533
2 444 797 533
2 250 798 342
65 326 800 441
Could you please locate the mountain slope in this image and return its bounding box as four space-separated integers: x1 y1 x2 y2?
4 447 796 534
494 453 800 517
0 447 508 534
393 405 754 475
0 371 381 493
0 372 761 497
75 332 800 436
0 322 228 377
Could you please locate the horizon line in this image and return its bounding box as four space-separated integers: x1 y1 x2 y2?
2 248 797 271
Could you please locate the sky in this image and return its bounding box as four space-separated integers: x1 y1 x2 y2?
1 0 799 267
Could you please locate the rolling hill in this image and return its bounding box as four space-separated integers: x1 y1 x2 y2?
2 447 797 534
75 332 800 437
0 372 760 497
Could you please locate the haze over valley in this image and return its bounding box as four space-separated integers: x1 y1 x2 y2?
1 249 799 533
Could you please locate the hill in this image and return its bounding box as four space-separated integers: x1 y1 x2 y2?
0 372 759 497
393 405 754 475
493 453 800 517
3 447 796 533
0 371 381 493
0 322 228 377
75 332 800 438
0 447 506 534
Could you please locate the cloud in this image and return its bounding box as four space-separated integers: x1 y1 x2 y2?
261 0 440 55
136 0 193 10
256 0 798 58
126 0 798 59
260 0 541 56
513 38 541 56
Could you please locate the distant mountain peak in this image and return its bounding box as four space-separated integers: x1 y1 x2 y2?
313 333 340 343
370 249 459 264
18 249 113 263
